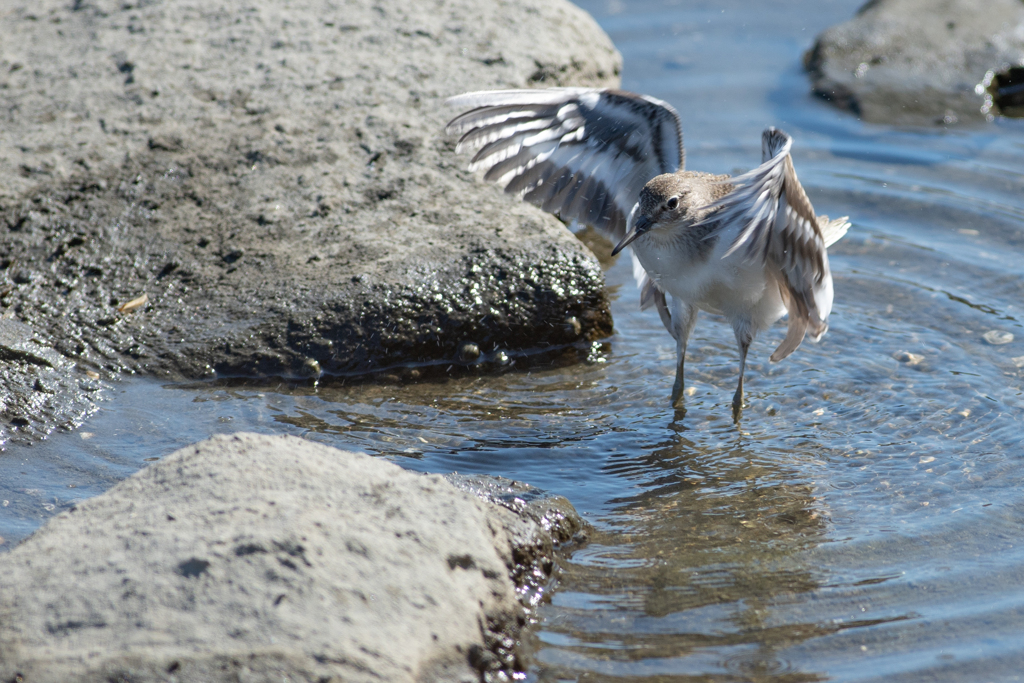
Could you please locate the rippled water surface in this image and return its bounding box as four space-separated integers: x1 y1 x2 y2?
5 0 1024 680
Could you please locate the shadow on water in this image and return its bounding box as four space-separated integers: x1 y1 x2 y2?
525 418 915 682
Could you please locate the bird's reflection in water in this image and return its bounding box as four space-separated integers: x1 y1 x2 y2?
530 420 838 682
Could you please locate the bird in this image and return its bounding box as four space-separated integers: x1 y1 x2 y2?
445 88 849 418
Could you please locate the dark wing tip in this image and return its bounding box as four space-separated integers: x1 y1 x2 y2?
761 127 792 162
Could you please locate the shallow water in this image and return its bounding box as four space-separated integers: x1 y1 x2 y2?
4 0 1024 680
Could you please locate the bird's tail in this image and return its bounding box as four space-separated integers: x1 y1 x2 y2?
818 215 850 249
770 314 811 363
770 277 829 363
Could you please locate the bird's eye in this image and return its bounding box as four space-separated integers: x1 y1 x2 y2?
666 196 679 210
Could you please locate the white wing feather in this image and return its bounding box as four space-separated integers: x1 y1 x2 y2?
447 88 684 244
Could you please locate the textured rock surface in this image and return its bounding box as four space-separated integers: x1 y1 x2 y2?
0 0 620 444
0 318 101 445
805 0 1024 124
0 433 582 682
444 473 585 606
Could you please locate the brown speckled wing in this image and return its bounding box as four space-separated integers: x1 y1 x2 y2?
697 128 838 359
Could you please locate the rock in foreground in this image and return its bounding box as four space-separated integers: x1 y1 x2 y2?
805 0 1024 124
0 433 582 682
0 0 620 443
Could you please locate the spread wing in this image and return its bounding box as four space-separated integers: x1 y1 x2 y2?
699 127 848 361
446 88 684 244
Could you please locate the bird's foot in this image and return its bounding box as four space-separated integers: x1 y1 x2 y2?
670 378 685 409
731 390 744 422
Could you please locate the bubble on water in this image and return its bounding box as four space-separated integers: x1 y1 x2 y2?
983 330 1013 345
1011 356 1024 368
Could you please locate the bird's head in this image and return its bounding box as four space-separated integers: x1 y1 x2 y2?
611 173 731 256
611 174 694 256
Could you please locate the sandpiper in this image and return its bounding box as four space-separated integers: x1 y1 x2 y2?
446 88 848 417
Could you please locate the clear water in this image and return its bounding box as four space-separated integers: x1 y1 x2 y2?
4 0 1024 680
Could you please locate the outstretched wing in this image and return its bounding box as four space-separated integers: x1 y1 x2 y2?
446 88 684 244
699 127 845 361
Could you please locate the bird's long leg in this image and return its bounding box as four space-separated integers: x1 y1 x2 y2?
662 295 698 408
732 327 753 420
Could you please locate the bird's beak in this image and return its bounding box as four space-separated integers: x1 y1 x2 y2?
611 215 653 256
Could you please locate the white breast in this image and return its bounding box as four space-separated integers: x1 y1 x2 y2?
633 230 788 328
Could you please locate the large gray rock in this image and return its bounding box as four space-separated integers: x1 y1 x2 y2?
805 0 1024 124
0 433 583 682
0 0 619 444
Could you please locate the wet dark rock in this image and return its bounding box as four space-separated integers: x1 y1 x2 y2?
805 0 1024 124
0 0 620 445
0 318 98 445
982 66 1024 117
445 473 585 588
444 473 586 677
0 433 581 682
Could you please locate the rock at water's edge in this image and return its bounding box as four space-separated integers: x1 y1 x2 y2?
805 0 1024 124
0 433 582 682
0 0 621 444
0 318 100 445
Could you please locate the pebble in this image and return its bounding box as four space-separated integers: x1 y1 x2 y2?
983 330 1014 345
300 358 322 377
893 350 925 365
457 342 480 362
